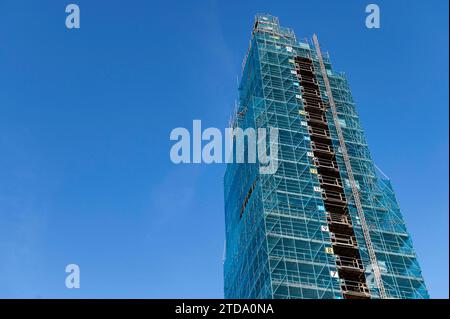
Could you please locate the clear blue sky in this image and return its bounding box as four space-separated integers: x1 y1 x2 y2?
0 0 448 298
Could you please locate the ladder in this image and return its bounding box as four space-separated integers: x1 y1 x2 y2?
312 34 387 299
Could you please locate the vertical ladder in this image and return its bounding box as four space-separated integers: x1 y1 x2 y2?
312 34 387 299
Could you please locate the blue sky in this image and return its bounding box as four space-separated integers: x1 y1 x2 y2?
0 0 448 298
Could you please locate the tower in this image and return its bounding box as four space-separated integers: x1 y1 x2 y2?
223 14 428 299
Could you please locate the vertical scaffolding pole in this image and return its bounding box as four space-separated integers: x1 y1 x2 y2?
312 34 387 299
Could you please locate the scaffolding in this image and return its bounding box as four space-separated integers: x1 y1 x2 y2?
224 14 429 299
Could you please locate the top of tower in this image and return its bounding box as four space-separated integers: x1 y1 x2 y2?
253 13 296 41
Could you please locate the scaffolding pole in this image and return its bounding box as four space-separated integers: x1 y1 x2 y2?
312 34 387 299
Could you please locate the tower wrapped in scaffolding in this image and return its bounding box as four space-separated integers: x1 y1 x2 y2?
223 14 428 299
